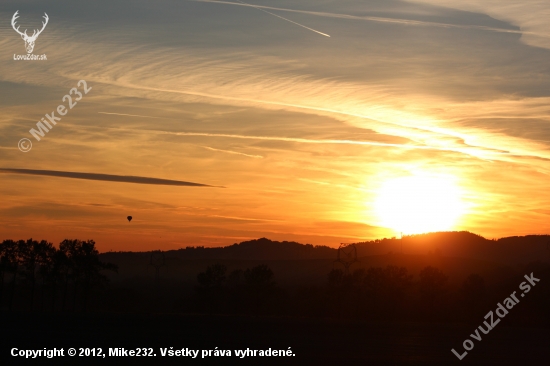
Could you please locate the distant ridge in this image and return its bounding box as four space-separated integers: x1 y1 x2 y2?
170 238 335 260
101 231 550 265
355 231 550 264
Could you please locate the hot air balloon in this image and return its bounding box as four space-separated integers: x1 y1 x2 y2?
127 216 132 222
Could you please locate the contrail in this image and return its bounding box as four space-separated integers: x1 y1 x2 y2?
193 0 532 36
233 0 330 37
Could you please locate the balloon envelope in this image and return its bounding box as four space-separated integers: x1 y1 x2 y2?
127 216 132 222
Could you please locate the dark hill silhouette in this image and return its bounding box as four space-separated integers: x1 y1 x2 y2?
355 231 486 257
101 238 336 262
175 238 336 260
4 233 549 366
354 231 550 265
96 232 550 286
99 232 550 265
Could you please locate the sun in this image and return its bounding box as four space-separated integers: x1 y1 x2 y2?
373 174 465 235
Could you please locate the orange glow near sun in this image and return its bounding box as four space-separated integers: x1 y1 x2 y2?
374 173 466 235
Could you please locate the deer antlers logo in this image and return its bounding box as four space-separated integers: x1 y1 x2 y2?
11 11 49 54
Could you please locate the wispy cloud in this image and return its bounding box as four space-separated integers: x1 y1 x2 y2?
200 145 263 158
204 214 280 222
192 0 531 36
167 131 509 158
0 169 221 187
98 112 163 119
2 23 546 167
1 1 550 245
408 0 550 49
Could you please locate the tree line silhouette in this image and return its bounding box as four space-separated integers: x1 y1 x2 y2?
192 263 457 320
195 264 279 315
0 239 117 312
191 263 549 326
1 238 548 329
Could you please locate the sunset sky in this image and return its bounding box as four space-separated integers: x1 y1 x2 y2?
1 0 550 251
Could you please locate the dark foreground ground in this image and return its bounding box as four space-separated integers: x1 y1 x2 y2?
1 312 549 365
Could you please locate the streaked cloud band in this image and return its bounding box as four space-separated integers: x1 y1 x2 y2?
0 169 221 187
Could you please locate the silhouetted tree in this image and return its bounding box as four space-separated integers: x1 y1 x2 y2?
55 241 74 311
197 263 227 289
0 240 18 309
360 266 413 319
18 239 54 310
350 268 365 285
227 269 243 287
243 265 276 313
48 248 68 311
37 243 56 311
244 265 275 291
58 239 77 311
386 267 413 309
328 268 344 287
461 273 485 300
224 269 244 313
419 266 448 315
326 268 346 317
0 238 116 313
363 267 386 303
326 268 365 318
58 239 116 312
4 240 21 311
73 240 117 312
460 273 486 320
196 263 227 313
